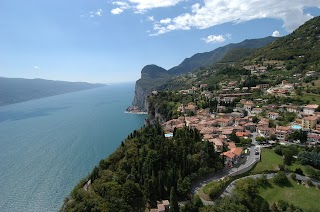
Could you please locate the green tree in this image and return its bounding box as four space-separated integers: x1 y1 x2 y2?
290 173 296 181
282 148 293 165
270 202 279 211
170 187 179 212
229 132 240 143
273 172 289 185
193 194 203 209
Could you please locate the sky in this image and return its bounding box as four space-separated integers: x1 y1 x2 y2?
0 0 320 83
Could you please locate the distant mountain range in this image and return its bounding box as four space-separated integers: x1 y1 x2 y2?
133 36 278 109
168 36 277 75
0 77 105 106
132 16 320 110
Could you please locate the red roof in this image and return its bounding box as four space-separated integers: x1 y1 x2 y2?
304 116 318 121
222 151 236 159
236 131 250 137
228 142 236 149
231 147 243 156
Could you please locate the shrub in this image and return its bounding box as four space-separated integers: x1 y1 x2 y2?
278 164 285 171
290 173 296 181
273 171 289 185
208 182 223 199
295 168 303 175
277 200 289 211
274 145 283 155
257 174 268 185
307 179 314 187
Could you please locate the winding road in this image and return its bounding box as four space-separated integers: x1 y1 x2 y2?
191 132 320 205
191 133 260 204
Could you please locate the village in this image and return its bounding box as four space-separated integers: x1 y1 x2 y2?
156 65 320 171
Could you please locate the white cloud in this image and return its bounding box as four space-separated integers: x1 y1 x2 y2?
160 18 171 24
111 1 131 14
111 8 124 15
95 9 103 16
149 0 320 35
113 1 131 9
110 0 184 14
81 9 103 18
34 66 40 69
147 16 154 21
272 30 281 37
201 34 226 43
129 0 183 12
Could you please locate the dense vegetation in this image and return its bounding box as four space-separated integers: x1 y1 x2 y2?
247 16 320 72
169 36 276 75
62 124 222 211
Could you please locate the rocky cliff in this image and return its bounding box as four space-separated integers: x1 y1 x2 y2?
131 64 171 111
132 82 150 111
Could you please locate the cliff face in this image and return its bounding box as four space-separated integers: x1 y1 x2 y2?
131 65 171 111
132 82 149 111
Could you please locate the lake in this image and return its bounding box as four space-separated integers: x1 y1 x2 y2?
0 83 146 211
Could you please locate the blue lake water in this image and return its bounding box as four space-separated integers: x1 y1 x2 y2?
0 83 146 211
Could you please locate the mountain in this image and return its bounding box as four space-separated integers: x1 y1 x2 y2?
168 36 277 75
132 36 277 109
0 77 105 106
132 65 171 110
246 16 320 69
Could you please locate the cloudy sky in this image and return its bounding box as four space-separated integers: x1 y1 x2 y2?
0 0 319 83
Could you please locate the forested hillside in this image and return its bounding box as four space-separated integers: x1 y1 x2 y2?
62 124 222 211
246 16 320 71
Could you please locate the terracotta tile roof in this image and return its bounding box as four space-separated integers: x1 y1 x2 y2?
244 101 254 105
236 131 250 137
216 118 231 123
212 138 223 146
304 116 318 121
231 147 243 156
162 200 169 206
276 126 290 131
222 130 233 135
253 107 262 111
222 151 236 159
203 134 213 139
157 204 165 212
228 142 236 149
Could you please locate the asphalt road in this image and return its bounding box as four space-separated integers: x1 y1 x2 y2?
191 132 260 205
220 173 320 198
190 131 320 205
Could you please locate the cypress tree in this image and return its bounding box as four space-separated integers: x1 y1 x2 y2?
170 187 179 212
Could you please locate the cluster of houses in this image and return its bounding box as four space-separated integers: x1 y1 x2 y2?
267 80 296 96
162 98 320 167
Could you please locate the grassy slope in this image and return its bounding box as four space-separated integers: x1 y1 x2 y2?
300 93 320 105
258 178 320 211
252 148 320 175
251 148 283 173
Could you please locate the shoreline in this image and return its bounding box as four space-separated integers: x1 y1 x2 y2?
124 111 148 115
